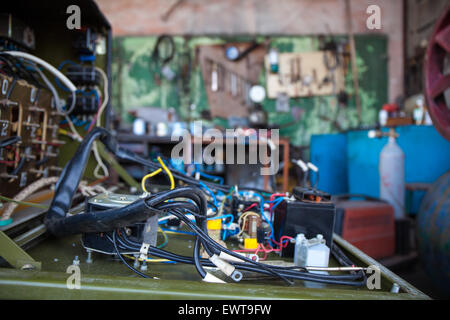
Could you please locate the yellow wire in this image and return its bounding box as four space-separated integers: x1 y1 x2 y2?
141 168 162 193
157 156 175 190
123 254 171 263
158 226 168 244
140 157 175 193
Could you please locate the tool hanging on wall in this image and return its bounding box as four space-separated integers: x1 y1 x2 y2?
224 41 261 62
150 35 176 84
265 51 345 99
197 43 266 119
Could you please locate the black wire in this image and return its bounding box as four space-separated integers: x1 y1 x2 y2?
114 230 366 286
112 230 150 278
166 207 294 285
115 229 365 283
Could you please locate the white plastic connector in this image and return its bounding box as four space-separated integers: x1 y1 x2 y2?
209 254 243 282
219 251 246 263
139 242 150 260
209 254 235 277
202 272 226 283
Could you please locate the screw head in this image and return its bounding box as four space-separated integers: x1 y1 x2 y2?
21 264 35 271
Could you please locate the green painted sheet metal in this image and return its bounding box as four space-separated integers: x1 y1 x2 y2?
111 35 388 147
0 268 428 300
0 233 430 300
0 231 41 271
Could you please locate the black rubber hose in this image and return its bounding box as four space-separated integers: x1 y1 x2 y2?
46 186 208 237
46 127 110 221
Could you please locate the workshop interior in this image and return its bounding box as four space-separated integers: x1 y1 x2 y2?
0 0 449 300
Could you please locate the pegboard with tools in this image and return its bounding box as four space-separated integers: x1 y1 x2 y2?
0 73 62 197
265 51 345 98
198 43 266 118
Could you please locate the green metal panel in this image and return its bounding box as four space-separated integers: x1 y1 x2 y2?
0 232 430 299
0 268 428 300
0 231 41 271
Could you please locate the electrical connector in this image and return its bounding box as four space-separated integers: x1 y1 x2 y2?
209 254 243 282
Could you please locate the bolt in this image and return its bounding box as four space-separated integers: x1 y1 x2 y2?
21 264 35 271
133 254 140 268
140 260 147 272
391 283 400 293
86 250 93 264
73 256 80 265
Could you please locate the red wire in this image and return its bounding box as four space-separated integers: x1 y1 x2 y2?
269 193 285 211
0 160 15 165
242 203 258 212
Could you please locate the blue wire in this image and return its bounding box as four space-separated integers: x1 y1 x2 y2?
198 171 224 185
194 164 224 185
54 60 80 92
270 197 284 223
207 214 234 241
199 181 218 207
79 54 96 62
157 236 168 249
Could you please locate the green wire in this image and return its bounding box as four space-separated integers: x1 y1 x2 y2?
157 227 169 248
0 195 49 209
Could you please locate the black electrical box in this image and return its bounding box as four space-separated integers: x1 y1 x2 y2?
273 190 335 257
67 94 98 115
66 66 100 85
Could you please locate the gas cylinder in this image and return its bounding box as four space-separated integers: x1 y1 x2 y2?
379 129 405 219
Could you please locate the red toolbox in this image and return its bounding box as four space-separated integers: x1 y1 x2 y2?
334 200 395 259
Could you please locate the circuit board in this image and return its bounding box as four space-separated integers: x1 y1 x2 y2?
0 73 62 197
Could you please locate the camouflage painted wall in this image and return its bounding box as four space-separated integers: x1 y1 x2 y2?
111 35 388 147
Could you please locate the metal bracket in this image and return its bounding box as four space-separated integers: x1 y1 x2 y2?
0 231 41 271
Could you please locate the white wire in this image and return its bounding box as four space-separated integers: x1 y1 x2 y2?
90 66 110 179
34 67 62 113
95 66 109 127
4 51 77 92
92 141 109 179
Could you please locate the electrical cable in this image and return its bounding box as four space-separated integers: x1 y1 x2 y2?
43 128 366 286
141 168 163 193
113 228 366 286
1 51 77 92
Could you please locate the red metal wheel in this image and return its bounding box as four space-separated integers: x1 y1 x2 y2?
424 6 450 141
